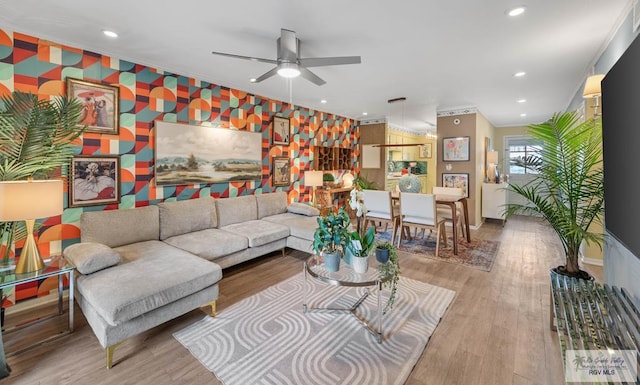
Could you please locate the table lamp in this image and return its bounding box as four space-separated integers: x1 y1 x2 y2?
342 172 354 188
0 179 63 273
486 151 499 183
304 171 323 206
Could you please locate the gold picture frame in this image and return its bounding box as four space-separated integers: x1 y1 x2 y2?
70 155 121 207
272 157 290 187
67 77 120 134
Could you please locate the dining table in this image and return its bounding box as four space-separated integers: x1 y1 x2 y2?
391 191 471 255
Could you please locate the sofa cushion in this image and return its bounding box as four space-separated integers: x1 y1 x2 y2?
81 206 159 248
216 195 257 227
287 202 320 217
163 228 248 260
63 242 121 274
262 213 318 241
76 240 222 326
158 197 216 240
256 192 288 219
221 219 289 247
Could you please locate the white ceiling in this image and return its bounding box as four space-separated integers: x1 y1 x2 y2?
0 0 632 132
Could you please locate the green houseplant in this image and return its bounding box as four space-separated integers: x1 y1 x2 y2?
376 241 400 314
504 111 604 279
0 91 85 265
347 226 375 273
312 207 351 272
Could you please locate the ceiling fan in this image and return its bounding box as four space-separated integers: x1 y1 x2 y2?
211 28 361 86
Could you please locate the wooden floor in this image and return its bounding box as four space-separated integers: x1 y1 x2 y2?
1 215 603 385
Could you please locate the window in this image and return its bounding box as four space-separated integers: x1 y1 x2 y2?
506 138 541 175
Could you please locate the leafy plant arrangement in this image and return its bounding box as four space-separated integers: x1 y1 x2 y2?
0 91 85 265
312 207 351 254
376 241 400 314
504 111 603 279
346 226 376 258
354 173 377 190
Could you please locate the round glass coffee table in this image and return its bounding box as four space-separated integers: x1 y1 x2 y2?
303 254 392 343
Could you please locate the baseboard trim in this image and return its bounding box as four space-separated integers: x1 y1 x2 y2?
582 257 604 266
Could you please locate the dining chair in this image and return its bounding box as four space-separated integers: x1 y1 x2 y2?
432 186 466 241
397 192 447 257
362 189 399 244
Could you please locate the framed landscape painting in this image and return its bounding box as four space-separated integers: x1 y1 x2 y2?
70 155 120 207
443 136 470 161
272 157 290 187
155 121 262 186
442 173 469 198
67 77 120 134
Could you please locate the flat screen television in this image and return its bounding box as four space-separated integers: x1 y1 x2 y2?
601 32 640 258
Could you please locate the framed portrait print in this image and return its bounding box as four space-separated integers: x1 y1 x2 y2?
442 173 469 198
443 136 470 161
67 77 120 134
272 116 290 145
419 143 432 158
272 157 290 187
70 155 120 207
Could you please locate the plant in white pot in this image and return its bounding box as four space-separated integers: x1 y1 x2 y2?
312 207 351 273
347 226 376 274
504 111 604 279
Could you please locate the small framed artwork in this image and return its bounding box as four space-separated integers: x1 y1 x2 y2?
272 157 290 187
419 143 432 158
67 77 120 134
443 136 470 162
442 173 469 198
70 155 120 207
272 116 290 145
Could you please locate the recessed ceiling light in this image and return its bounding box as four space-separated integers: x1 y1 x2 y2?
520 113 527 117
362 112 368 116
514 71 526 77
102 30 118 38
320 99 327 104
249 78 257 83
517 99 527 103
506 6 526 17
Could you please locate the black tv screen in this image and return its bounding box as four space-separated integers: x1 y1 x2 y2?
602 32 640 258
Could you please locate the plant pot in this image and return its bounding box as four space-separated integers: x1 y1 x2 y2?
323 251 341 273
352 256 369 274
375 248 390 264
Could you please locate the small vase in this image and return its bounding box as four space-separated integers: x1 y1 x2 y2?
352 256 369 274
323 251 341 273
375 248 390 264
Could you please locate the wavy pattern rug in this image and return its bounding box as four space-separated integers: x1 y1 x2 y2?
375 230 500 272
174 273 455 385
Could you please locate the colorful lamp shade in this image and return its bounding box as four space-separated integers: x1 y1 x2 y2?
0 179 63 273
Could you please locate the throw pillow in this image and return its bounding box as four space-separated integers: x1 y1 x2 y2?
63 242 121 274
287 202 320 216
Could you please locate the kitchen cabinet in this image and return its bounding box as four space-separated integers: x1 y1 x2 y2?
482 182 508 221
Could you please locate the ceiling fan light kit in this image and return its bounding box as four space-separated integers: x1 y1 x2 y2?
212 28 360 86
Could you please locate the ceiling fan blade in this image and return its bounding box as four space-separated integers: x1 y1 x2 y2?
253 67 279 83
278 29 298 61
298 56 361 67
211 51 278 65
299 67 326 86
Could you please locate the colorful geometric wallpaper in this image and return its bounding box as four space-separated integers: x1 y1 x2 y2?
0 28 359 304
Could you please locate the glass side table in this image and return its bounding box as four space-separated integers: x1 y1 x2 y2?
0 255 75 356
303 254 391 343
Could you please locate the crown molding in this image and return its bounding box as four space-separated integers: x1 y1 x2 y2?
437 107 478 117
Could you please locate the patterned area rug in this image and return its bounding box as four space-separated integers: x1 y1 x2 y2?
375 230 500 272
174 273 455 385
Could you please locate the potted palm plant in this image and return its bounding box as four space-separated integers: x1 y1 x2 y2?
312 207 351 272
504 111 604 279
0 91 85 265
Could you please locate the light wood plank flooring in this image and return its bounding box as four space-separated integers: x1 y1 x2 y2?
1 215 602 384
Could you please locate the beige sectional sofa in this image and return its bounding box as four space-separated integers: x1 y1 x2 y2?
63 192 319 368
